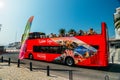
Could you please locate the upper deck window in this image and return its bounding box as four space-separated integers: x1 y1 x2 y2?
28 32 45 39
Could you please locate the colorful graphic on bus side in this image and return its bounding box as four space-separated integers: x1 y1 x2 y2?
51 37 97 64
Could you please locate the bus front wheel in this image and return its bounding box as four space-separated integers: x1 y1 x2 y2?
65 57 74 66
29 54 34 60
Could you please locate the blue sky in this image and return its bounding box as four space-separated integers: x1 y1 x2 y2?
0 0 120 45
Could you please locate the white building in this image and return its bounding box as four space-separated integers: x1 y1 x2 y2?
114 7 120 39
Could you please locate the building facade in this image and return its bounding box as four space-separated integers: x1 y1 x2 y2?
114 7 120 39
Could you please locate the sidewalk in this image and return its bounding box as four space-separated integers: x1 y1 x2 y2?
0 63 68 80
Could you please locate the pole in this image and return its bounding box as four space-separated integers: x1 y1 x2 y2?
112 56 114 63
8 58 11 66
1 56 3 62
0 26 1 31
69 70 73 80
30 62 32 71
47 66 50 76
17 59 20 67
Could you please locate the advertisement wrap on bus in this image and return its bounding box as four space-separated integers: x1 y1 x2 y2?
51 37 97 65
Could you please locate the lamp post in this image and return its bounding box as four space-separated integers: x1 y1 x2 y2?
0 24 2 31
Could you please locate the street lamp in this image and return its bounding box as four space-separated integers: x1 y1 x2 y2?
0 24 2 31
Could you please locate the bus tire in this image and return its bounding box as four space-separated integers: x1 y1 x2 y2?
65 57 74 66
29 54 34 60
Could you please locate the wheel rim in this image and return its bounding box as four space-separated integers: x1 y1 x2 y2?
66 58 73 66
29 54 33 60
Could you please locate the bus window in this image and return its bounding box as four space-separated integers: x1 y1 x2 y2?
91 45 99 49
49 46 62 54
33 46 62 54
33 46 41 52
28 33 34 39
28 34 32 39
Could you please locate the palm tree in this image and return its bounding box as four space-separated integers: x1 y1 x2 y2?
59 28 66 37
68 29 76 36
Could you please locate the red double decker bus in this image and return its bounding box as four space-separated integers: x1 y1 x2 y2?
23 22 109 67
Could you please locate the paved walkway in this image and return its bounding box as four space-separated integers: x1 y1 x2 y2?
0 63 68 80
